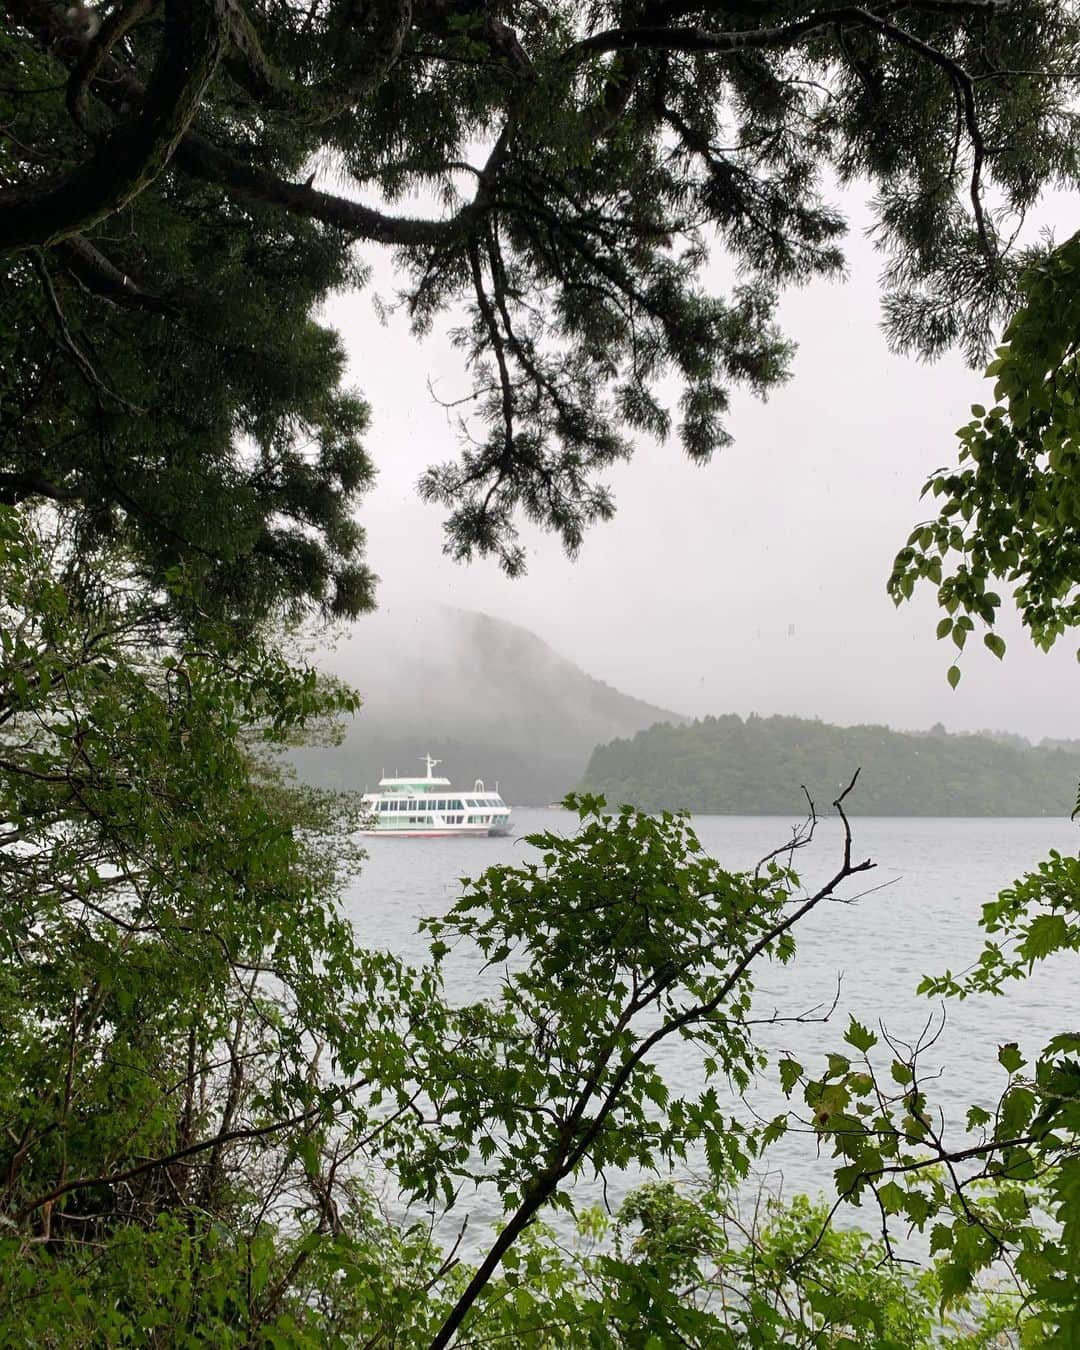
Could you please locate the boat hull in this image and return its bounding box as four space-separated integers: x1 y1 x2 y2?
360 824 506 838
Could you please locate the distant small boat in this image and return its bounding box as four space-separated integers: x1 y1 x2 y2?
360 755 513 837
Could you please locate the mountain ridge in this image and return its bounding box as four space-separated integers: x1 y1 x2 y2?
290 606 690 804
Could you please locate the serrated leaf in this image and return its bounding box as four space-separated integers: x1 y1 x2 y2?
929 1222 954 1254
844 1017 877 1053
998 1042 1025 1074
877 1180 905 1213
778 1057 803 1097
1020 913 1070 964
904 1189 932 1225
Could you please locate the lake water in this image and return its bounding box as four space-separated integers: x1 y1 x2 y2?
341 811 1079 1239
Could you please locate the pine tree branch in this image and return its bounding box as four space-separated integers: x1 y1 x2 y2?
56 235 177 315
66 0 156 134
567 0 1015 60
30 250 142 409
0 0 231 252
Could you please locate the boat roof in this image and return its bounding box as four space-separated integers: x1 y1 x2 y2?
377 776 452 789
372 755 502 795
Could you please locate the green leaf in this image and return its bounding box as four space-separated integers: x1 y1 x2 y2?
1020 913 1070 964
998 1043 1025 1074
947 664 961 689
297 1136 320 1175
877 1180 904 1214
844 1017 877 1053
984 632 1007 659
938 1255 975 1305
778 1057 803 1097
929 1222 954 1255
903 1189 932 1225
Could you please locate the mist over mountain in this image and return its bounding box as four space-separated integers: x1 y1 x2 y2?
292 606 689 804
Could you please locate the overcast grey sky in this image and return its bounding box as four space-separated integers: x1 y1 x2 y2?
324 189 1080 743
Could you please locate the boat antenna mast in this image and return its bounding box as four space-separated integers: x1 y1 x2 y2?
423 753 441 779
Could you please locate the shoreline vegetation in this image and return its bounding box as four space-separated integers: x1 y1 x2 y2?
582 714 1080 817
5 0 1080 1340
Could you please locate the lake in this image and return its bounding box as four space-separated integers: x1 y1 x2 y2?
341 811 1079 1240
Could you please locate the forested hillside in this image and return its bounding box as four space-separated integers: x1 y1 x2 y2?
583 714 1080 816
290 607 689 804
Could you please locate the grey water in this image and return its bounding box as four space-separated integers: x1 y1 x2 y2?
342 811 1079 1242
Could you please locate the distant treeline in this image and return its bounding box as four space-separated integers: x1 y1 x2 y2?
581 714 1080 816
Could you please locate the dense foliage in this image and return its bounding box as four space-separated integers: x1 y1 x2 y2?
4 0 1080 598
893 230 1080 669
583 712 1080 815
0 151 375 630
786 850 1080 1347
0 535 976 1345
4 0 1080 1344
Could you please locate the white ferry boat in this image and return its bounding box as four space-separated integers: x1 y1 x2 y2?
360 755 513 838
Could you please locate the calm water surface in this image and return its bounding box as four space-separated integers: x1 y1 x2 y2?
342 812 1079 1236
